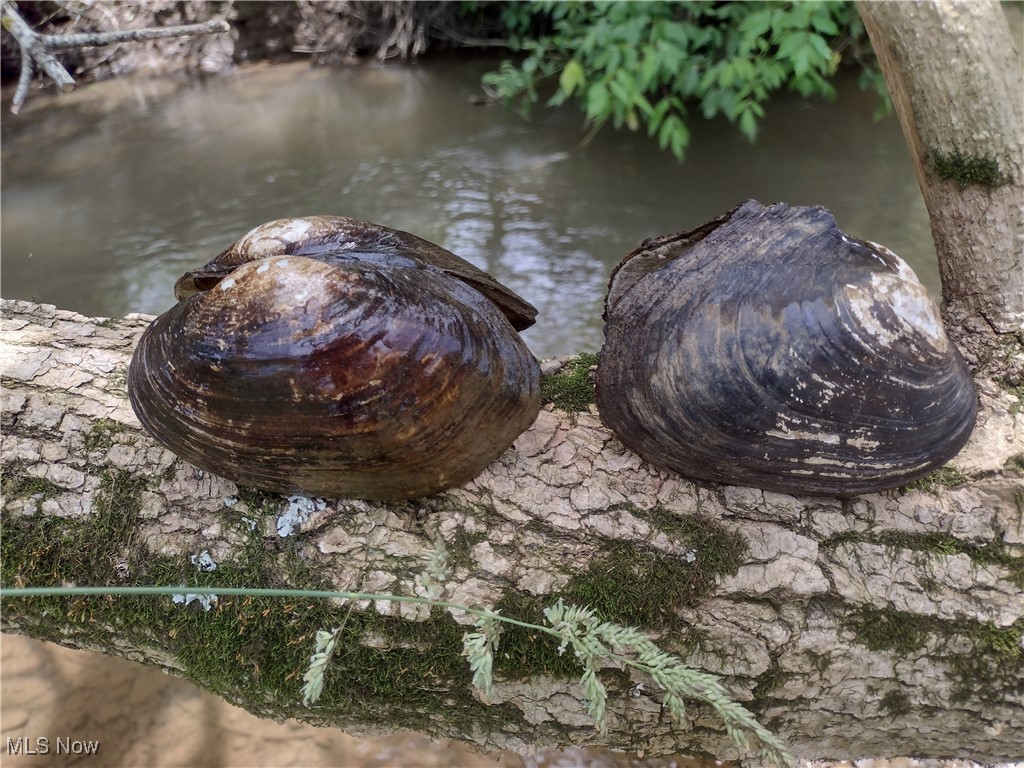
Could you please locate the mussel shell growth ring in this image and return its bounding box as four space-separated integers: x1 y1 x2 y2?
595 200 977 497
129 217 541 500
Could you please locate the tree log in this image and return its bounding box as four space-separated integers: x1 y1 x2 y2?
1 298 1022 763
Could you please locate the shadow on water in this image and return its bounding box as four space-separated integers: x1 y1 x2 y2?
1 57 933 358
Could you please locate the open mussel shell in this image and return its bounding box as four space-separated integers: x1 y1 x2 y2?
595 200 978 497
130 219 540 500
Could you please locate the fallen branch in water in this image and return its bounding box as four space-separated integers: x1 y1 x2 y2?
1 3 229 114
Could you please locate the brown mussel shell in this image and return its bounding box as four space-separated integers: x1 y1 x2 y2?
174 216 537 331
130 219 541 500
595 200 978 497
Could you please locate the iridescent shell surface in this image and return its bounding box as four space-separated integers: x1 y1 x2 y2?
595 200 978 497
129 217 540 500
174 216 537 331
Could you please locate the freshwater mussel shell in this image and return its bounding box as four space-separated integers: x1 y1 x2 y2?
174 216 537 331
596 200 978 497
130 223 541 500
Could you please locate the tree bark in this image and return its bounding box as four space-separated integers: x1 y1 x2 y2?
1 298 1022 763
857 0 1024 341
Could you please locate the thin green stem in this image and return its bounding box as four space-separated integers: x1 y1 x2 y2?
0 584 562 637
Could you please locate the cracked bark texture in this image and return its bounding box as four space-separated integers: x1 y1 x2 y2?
1 298 1022 763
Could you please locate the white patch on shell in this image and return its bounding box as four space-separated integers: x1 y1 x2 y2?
766 427 841 445
218 276 236 291
256 261 271 273
808 373 838 403
240 218 316 258
865 240 919 281
846 435 881 450
843 271 948 354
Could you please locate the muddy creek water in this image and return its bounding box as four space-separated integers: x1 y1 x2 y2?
2 57 932 359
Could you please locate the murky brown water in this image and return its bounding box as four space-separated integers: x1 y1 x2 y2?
1 57 934 358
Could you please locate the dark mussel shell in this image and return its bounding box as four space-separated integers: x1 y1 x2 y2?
130 219 540 500
595 200 978 497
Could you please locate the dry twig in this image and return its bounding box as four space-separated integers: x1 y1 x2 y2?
1 2 229 114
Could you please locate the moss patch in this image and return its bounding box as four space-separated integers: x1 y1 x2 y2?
823 529 1024 590
84 417 136 453
540 353 599 413
1005 383 1024 415
492 591 585 680
932 149 1008 188
445 528 488 571
2 469 66 503
561 510 747 630
751 662 791 703
899 467 970 494
850 608 932 654
233 485 283 515
848 608 1024 701
2 468 146 589
489 510 745 682
1003 453 1024 472
1 501 525 739
880 690 912 716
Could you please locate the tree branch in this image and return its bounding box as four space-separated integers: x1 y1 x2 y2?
1 298 1022 763
1 3 229 114
2 3 76 109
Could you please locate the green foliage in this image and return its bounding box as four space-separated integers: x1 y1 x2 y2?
480 1 888 159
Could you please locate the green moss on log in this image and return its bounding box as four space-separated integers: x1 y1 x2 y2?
899 467 970 494
847 607 1024 701
540 353 599 413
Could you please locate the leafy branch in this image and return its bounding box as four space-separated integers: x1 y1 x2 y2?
480 0 890 160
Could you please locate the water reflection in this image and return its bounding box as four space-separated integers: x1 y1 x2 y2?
1 57 934 358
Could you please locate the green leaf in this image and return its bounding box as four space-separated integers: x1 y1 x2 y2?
638 46 661 89
658 114 690 159
585 82 611 120
559 59 586 96
808 33 833 64
792 46 812 79
810 6 839 36
475 0 871 163
739 8 772 39
647 98 671 135
776 31 809 60
658 20 690 49
738 107 758 140
608 78 631 108
719 61 735 88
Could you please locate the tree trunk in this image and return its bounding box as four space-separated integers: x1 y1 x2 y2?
857 0 1024 343
1 298 1022 763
